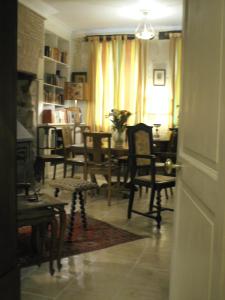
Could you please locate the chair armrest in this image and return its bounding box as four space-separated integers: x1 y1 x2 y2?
129 154 156 160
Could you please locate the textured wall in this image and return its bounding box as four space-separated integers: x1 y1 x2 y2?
17 4 44 74
72 37 90 72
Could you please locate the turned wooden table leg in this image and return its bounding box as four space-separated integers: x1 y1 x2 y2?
49 216 57 276
57 209 66 271
79 191 87 229
67 191 77 241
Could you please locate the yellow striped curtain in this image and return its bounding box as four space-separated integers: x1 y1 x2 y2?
87 35 181 132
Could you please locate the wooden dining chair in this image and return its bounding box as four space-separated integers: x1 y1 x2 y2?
83 132 120 206
36 126 64 184
127 123 175 228
73 124 90 144
61 126 85 178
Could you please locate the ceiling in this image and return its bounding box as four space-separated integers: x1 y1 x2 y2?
42 0 183 36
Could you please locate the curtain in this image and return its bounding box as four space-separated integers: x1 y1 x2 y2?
87 35 181 132
170 34 182 127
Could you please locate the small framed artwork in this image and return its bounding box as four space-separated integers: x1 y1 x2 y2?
153 69 166 86
64 82 83 100
71 72 87 83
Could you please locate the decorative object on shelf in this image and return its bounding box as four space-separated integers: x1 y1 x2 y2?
71 72 87 83
153 123 161 138
66 107 82 124
64 82 83 100
153 69 166 86
107 109 131 146
135 10 155 40
44 45 68 64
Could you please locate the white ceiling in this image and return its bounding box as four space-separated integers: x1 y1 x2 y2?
41 0 183 36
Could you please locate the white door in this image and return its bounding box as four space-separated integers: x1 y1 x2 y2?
169 0 225 299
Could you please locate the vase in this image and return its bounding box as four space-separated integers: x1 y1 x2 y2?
113 130 124 147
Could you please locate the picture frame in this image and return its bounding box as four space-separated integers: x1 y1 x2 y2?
64 82 83 100
71 72 87 83
153 69 166 86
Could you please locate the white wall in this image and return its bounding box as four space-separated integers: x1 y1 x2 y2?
146 40 172 137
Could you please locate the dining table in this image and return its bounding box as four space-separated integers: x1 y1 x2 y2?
71 137 170 157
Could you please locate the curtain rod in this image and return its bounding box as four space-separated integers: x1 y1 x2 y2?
84 34 135 42
84 30 182 42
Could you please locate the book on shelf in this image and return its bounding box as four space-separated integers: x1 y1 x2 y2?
55 109 67 123
42 109 67 124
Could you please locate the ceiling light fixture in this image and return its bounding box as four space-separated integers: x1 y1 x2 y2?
135 10 155 40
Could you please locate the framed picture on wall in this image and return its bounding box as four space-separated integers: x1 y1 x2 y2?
71 72 87 83
64 82 83 100
153 69 166 86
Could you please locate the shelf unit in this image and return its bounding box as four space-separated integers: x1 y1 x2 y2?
43 30 70 106
37 30 72 124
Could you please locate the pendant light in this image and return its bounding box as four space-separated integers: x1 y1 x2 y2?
135 11 155 40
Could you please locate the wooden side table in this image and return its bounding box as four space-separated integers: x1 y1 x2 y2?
17 194 67 273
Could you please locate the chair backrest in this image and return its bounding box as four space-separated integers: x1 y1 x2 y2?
83 132 112 163
167 128 178 153
127 123 154 166
37 126 58 156
127 123 155 179
74 124 90 144
61 126 73 148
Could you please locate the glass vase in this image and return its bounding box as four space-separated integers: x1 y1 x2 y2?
113 130 125 147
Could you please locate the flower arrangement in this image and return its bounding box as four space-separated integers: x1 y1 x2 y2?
107 109 131 133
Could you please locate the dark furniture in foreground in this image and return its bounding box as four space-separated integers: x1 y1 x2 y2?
17 185 67 274
127 123 175 228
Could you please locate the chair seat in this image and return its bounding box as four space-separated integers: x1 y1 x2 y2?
49 178 98 192
135 174 175 184
118 155 128 162
66 156 85 165
155 162 165 168
38 154 64 160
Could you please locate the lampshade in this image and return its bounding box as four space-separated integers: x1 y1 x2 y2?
135 11 155 40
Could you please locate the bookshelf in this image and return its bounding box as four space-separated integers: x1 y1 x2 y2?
39 30 71 124
43 30 69 106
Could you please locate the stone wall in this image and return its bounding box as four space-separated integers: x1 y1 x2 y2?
17 3 44 75
72 37 90 72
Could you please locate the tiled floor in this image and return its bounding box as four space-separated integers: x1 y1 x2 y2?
21 178 175 300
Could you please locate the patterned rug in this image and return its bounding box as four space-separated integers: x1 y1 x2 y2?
18 213 144 268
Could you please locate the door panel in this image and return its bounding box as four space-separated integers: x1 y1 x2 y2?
172 186 214 300
169 0 225 299
182 0 222 163
181 155 217 212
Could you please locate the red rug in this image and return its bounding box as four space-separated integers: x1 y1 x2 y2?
18 214 144 268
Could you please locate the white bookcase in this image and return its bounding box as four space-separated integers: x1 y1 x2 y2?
38 30 71 124
43 30 69 105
